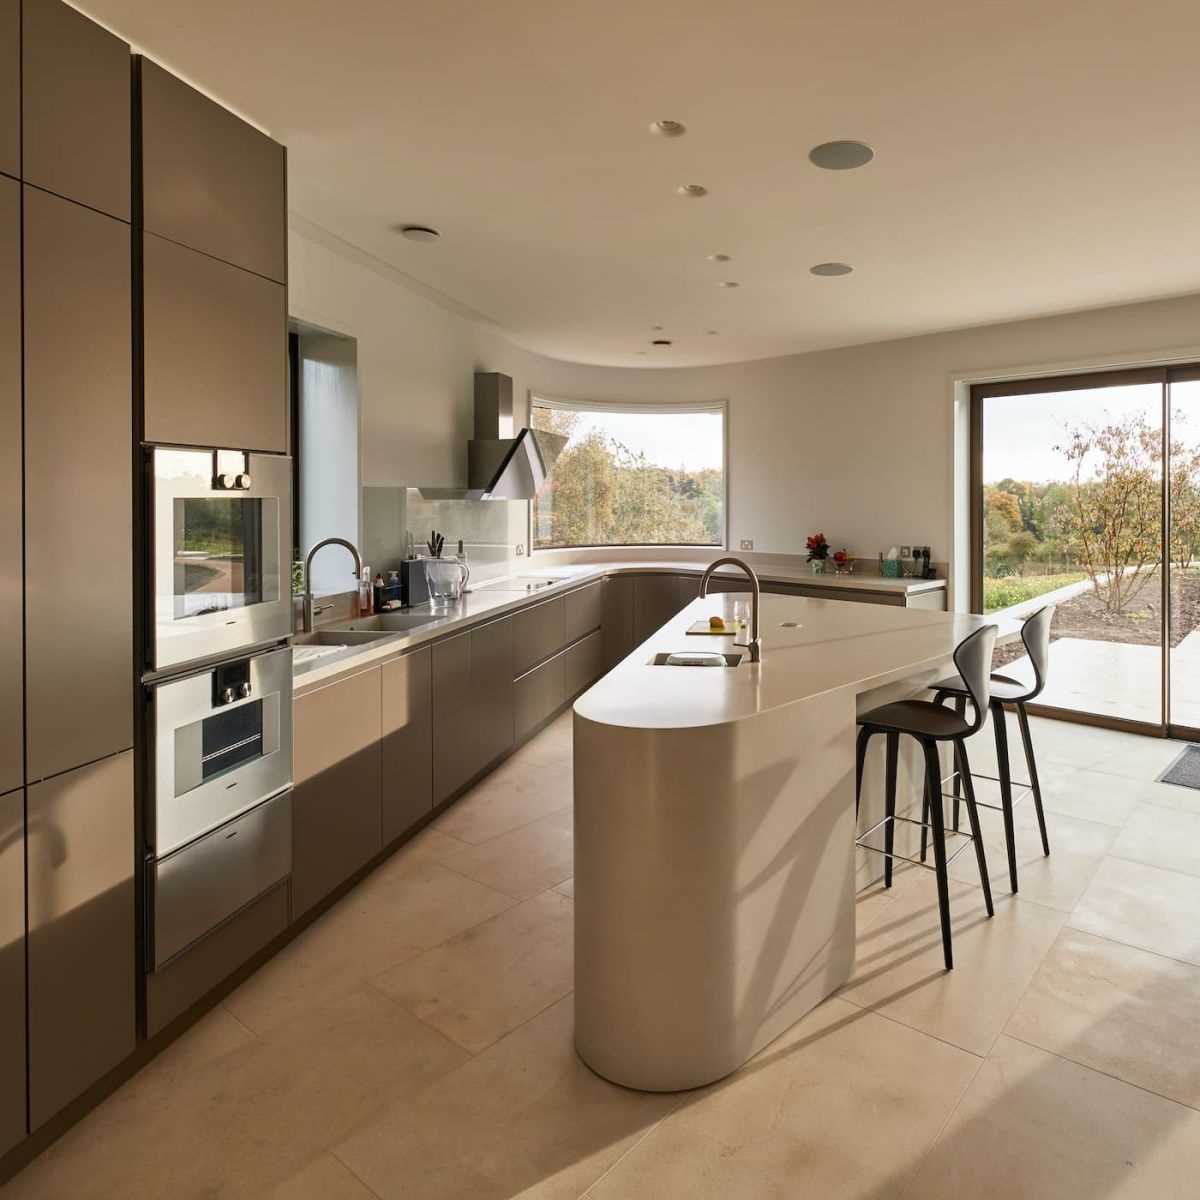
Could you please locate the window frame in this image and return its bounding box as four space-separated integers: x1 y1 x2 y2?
527 392 729 554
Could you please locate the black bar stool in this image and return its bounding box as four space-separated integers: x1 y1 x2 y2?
928 604 1054 895
854 623 998 970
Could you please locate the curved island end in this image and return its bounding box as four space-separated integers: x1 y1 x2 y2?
572 591 1001 1092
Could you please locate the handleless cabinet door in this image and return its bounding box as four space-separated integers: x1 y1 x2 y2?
632 574 686 644
140 59 286 283
471 617 513 773
292 667 382 919
0 0 16 179
432 629 474 804
602 575 634 670
0 787 25 1156
381 649 432 844
28 751 135 1130
0 179 20 795
22 0 130 219
143 233 287 452
24 187 131 782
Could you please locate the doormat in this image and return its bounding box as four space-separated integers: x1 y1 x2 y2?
1158 745 1200 789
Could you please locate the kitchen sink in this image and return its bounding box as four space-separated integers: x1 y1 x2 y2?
650 651 744 668
322 610 446 634
292 629 392 646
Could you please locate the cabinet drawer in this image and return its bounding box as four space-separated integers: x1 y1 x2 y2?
511 595 565 676
0 0 15 180
0 786 23 1157
563 629 604 699
143 232 287 452
153 790 291 968
514 654 565 744
564 580 604 643
140 59 286 282
23 0 130 219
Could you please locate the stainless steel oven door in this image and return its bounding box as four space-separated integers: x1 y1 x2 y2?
151 645 293 857
150 447 292 671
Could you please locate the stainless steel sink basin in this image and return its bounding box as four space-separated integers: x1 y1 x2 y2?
650 651 744 667
322 610 445 634
293 629 391 646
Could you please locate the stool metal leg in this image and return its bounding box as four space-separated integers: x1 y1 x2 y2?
922 738 954 970
1016 702 1050 857
883 731 899 888
920 777 931 863
956 736 994 917
952 696 966 832
992 699 1019 893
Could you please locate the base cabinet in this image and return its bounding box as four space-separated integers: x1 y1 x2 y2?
514 655 565 744
27 751 135 1130
381 649 433 845
602 576 634 669
0 787 23 1156
292 667 382 919
563 629 604 697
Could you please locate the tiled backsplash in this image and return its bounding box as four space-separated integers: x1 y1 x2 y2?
362 486 525 583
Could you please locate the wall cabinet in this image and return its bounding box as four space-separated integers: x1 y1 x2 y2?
432 618 513 804
22 0 130 219
0 787 23 1157
0 0 16 180
142 232 287 452
23 186 131 782
27 751 134 1130
0 179 19 796
381 649 433 845
140 59 286 283
292 666 382 919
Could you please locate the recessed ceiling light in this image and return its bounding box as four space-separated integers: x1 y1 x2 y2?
677 184 708 198
808 140 874 170
707 253 732 263
649 119 687 138
651 338 673 346
706 329 719 335
396 224 441 242
718 280 740 288
810 261 854 276
651 324 664 331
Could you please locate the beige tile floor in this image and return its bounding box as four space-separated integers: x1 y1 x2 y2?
6 710 1200 1199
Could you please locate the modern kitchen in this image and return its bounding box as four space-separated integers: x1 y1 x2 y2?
4 1 1200 1197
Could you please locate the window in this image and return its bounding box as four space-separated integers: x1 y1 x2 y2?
530 397 726 549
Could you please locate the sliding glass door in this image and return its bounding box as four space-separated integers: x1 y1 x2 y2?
1167 368 1200 736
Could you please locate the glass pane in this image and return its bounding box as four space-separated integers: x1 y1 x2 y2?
173 497 276 618
1169 379 1200 729
531 404 724 549
982 382 1163 726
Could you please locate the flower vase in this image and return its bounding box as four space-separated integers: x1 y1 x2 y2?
810 560 826 576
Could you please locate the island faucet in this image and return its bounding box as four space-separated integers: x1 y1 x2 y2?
699 556 762 662
302 537 364 632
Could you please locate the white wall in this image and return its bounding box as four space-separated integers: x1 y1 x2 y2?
289 216 1200 605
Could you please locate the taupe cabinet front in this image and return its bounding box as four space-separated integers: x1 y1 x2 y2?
27 751 135 1131
0 178 20 796
142 232 287 452
0 0 16 180
381 649 433 844
0 787 24 1158
632 574 691 645
140 59 286 284
23 186 132 781
293 666 383 919
22 0 130 219
432 618 514 804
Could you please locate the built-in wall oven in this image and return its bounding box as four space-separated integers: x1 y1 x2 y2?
149 446 292 671
146 644 293 969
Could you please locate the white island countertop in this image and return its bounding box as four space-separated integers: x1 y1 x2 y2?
575 591 1011 731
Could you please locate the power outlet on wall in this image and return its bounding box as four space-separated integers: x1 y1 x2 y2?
515 543 525 556
739 539 754 551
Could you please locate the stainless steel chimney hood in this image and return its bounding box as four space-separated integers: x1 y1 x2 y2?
417 373 567 501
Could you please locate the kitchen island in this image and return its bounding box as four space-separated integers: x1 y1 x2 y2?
572 591 1006 1092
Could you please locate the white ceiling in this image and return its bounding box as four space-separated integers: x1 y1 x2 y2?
85 0 1200 367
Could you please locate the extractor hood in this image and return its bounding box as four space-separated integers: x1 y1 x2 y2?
417 373 567 501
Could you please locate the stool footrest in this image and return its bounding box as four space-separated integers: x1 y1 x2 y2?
856 813 976 872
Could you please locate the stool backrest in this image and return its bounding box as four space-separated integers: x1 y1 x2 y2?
953 623 998 733
1020 605 1055 699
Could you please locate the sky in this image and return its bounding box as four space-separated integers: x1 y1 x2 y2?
551 408 724 472
983 380 1200 483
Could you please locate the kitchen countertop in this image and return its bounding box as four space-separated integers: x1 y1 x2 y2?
292 558 948 693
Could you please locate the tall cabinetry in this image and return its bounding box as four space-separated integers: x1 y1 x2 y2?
1 0 135 1155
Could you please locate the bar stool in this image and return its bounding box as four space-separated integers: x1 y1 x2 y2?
928 605 1054 895
854 623 998 970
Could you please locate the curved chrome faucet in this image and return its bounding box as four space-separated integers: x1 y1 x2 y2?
699 556 762 662
303 537 364 632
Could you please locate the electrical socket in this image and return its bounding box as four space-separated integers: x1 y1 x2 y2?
515 543 525 556
740 539 754 551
